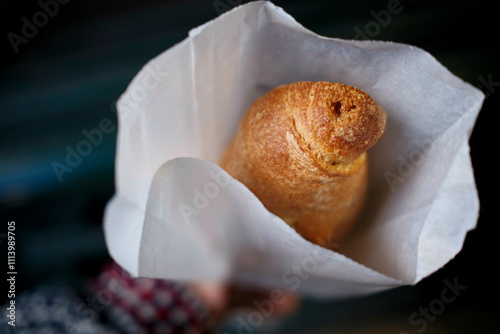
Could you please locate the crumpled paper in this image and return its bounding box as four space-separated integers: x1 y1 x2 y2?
104 1 484 298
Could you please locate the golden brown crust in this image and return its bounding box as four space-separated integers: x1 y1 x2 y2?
220 81 386 248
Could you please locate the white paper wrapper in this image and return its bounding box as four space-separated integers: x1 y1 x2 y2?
104 1 484 298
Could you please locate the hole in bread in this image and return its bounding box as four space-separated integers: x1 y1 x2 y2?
331 101 356 117
342 103 355 113
331 101 342 117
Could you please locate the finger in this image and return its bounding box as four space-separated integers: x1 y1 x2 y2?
189 282 228 317
226 284 300 316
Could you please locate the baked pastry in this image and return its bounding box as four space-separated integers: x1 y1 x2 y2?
220 81 386 248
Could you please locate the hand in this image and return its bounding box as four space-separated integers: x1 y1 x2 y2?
190 282 299 324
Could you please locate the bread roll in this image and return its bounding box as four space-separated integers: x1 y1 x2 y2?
220 81 386 248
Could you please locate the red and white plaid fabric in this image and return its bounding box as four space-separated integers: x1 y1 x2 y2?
86 262 213 334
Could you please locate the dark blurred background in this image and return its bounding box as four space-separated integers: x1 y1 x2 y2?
1 0 498 333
